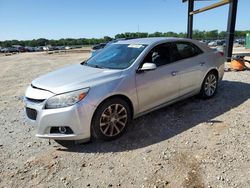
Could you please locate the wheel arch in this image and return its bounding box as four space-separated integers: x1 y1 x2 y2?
207 68 219 79
202 68 219 84
199 68 219 91
92 94 134 122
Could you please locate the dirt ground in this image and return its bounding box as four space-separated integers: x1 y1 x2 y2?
0 51 250 188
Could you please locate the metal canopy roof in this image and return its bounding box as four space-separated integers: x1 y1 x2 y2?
182 0 213 2
182 0 238 62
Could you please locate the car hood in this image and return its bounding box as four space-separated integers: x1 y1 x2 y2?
32 64 123 94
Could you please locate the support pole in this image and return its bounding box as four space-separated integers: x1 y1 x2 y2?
190 0 230 15
187 0 194 38
225 0 238 62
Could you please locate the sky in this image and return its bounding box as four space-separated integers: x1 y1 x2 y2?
0 0 249 40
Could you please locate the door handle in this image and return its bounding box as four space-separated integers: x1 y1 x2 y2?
171 71 178 76
199 62 205 66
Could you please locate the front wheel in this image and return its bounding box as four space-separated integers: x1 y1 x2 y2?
200 72 218 99
91 98 131 141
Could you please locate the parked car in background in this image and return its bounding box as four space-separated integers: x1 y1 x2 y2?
208 40 224 47
56 46 65 50
50 46 63 51
65 46 72 50
0 48 8 53
92 43 107 50
24 37 225 143
42 46 53 51
25 46 35 52
12 45 25 52
91 38 132 57
17 46 26 52
34 46 44 52
217 40 226 46
1 47 19 53
233 39 245 47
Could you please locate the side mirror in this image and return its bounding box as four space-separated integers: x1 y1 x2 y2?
137 62 157 73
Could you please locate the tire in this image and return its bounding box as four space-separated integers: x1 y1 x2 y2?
200 71 218 99
91 98 131 141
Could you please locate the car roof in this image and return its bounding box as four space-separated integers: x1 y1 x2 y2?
116 37 212 53
116 37 194 45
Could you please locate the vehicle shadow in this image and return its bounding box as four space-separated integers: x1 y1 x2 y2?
58 80 250 153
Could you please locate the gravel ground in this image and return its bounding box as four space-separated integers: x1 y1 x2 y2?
0 52 250 188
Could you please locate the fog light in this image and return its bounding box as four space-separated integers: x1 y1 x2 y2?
59 126 67 134
50 126 73 134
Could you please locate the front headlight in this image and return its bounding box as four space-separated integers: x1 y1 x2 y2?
45 88 89 109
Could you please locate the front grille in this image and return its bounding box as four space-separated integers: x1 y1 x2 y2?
25 97 45 104
26 107 37 120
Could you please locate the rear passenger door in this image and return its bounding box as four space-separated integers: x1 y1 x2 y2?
171 42 204 96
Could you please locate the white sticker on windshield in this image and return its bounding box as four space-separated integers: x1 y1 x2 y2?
128 44 143 48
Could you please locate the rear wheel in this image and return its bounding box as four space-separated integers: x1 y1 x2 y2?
200 72 218 99
92 98 131 141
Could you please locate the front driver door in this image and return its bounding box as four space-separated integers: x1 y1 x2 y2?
135 43 180 113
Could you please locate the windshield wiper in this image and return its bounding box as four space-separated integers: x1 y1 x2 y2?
82 63 105 69
91 64 105 69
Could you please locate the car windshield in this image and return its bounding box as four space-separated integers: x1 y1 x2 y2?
85 44 147 69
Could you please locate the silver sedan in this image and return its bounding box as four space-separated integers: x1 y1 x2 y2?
24 37 224 142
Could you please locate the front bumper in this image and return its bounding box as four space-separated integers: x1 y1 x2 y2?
24 87 95 141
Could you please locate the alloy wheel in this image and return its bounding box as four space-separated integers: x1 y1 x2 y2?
99 104 128 137
204 74 217 97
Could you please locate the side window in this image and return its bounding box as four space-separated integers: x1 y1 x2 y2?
142 43 171 67
175 42 203 60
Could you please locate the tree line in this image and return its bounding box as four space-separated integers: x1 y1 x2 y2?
0 30 249 48
115 30 250 40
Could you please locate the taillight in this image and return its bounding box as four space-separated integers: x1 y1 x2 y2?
218 51 224 57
